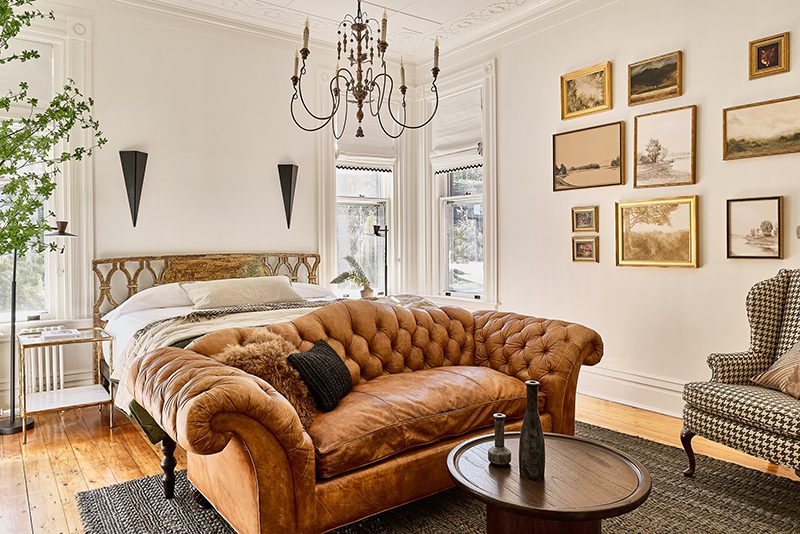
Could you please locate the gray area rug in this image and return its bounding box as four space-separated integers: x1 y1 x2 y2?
76 422 800 533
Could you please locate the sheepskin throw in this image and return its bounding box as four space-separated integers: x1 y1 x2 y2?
209 330 318 427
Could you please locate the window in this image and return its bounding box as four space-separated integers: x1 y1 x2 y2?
335 167 391 297
439 166 484 298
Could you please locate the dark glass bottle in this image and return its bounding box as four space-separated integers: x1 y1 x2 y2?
519 380 545 480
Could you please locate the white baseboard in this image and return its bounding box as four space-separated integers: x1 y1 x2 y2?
577 365 686 419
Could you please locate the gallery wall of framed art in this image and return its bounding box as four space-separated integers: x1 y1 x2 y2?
437 0 799 416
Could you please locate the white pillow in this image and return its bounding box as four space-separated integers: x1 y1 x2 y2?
102 283 193 321
180 276 302 310
293 282 337 300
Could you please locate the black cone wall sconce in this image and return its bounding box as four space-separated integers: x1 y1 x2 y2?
278 164 298 229
120 150 148 227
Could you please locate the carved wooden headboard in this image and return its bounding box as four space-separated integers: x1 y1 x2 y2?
92 252 321 327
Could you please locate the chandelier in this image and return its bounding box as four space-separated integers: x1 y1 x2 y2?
290 0 440 139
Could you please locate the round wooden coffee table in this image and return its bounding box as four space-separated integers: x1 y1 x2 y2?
447 432 651 533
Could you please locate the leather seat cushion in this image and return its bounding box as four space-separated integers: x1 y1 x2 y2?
308 366 540 479
683 381 800 437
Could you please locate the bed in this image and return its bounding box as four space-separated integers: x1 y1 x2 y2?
92 252 327 412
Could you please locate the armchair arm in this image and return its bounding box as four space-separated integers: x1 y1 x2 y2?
707 351 772 385
472 311 603 434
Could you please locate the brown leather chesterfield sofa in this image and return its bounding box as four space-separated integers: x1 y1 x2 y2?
128 300 603 534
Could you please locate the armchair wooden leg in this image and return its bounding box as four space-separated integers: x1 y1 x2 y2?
681 427 696 477
191 485 211 509
160 437 177 499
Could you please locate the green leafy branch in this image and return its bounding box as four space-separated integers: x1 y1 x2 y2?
330 255 371 288
0 0 106 258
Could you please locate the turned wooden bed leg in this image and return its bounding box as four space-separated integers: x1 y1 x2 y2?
681 427 696 477
160 437 177 499
191 485 211 509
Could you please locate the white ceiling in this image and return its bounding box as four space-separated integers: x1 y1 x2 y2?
148 0 561 59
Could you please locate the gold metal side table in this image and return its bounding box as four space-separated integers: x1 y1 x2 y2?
17 327 114 444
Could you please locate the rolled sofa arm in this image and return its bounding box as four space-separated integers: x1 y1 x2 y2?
472 311 604 434
707 351 772 385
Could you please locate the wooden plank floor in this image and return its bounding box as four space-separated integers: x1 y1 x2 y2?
0 394 795 533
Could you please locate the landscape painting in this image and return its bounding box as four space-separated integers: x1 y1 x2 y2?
634 105 696 188
724 95 800 160
727 197 783 259
749 32 789 79
561 61 612 119
616 196 697 268
553 122 624 191
629 51 682 106
572 206 599 232
573 237 599 262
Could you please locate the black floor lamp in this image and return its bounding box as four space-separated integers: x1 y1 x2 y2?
372 225 389 296
0 221 76 435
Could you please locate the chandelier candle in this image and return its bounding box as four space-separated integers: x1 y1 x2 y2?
289 0 440 139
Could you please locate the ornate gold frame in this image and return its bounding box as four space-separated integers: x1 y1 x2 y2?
749 32 790 80
726 196 784 260
628 51 683 106
560 61 612 120
723 94 800 160
572 206 599 232
616 196 698 268
572 236 599 263
92 252 320 328
634 105 697 189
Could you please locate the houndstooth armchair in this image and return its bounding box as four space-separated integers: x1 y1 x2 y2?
681 269 800 478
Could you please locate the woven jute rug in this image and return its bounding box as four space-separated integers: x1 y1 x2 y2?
76 422 800 533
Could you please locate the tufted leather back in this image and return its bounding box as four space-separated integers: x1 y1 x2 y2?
190 300 476 386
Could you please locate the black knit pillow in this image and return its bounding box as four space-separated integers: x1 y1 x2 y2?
287 340 352 412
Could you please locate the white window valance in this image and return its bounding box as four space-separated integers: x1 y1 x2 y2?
430 85 483 165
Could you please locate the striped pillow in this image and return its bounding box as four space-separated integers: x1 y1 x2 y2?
753 340 800 399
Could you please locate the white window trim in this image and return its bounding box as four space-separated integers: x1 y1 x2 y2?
0 15 96 333
418 59 498 307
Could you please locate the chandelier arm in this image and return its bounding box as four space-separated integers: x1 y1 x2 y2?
371 72 439 130
332 87 350 140
297 63 338 122
290 94 335 132
368 74 406 139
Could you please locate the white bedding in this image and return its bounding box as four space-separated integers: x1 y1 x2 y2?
103 306 194 365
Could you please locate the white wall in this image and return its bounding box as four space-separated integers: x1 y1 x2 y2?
433 0 799 416
53 0 327 258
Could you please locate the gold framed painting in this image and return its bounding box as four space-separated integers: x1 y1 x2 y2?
723 95 800 160
616 196 698 268
727 196 783 259
749 32 790 80
553 121 625 191
634 105 696 188
573 236 599 262
561 61 612 120
628 51 683 106
572 206 599 232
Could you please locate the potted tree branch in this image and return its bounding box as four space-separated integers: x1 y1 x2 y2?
0 0 106 435
331 256 374 298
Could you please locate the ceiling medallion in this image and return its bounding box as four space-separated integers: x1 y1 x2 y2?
290 0 440 139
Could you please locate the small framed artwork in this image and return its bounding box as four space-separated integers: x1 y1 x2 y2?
572 206 599 232
573 236 599 262
560 61 612 120
553 121 624 191
616 196 698 268
628 51 683 106
749 32 789 80
724 95 800 160
634 105 696 188
727 197 783 259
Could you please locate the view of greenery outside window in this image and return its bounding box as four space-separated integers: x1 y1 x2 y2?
335 167 390 296
439 166 484 297
0 198 47 320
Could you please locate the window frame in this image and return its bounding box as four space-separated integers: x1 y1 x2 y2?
333 165 393 297
0 16 96 329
